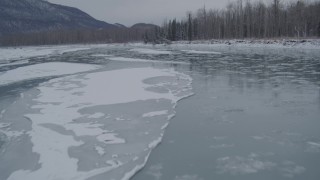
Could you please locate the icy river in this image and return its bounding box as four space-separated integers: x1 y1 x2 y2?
0 44 319 180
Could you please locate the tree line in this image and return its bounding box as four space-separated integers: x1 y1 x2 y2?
157 0 320 42
0 27 155 46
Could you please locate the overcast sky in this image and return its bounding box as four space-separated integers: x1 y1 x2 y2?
48 0 228 26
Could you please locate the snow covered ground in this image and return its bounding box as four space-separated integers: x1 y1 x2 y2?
127 39 320 50
0 45 92 62
1 38 318 64
129 48 173 55
177 39 320 49
0 62 100 86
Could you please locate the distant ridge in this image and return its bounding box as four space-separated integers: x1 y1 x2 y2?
0 0 117 35
131 23 158 30
114 23 127 28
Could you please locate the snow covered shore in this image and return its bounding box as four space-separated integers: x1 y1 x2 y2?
1 38 319 63
128 39 320 50
171 39 320 50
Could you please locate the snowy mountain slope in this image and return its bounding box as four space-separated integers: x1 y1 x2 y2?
0 0 116 35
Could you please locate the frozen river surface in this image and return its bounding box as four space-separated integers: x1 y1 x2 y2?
0 44 319 180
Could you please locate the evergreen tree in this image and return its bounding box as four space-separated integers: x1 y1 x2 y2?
167 20 172 40
188 13 193 41
318 22 320 37
171 19 177 41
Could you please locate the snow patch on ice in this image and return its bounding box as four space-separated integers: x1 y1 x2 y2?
0 62 100 86
148 137 162 149
87 112 105 119
8 156 121 180
60 48 90 54
0 129 24 139
121 151 152 180
0 122 24 139
129 48 173 55
97 133 126 144
95 146 106 156
142 110 168 118
174 174 203 180
115 117 126 121
109 57 189 64
0 45 92 62
181 50 222 54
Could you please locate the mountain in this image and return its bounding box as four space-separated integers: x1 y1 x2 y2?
114 23 127 28
0 0 117 36
131 23 158 30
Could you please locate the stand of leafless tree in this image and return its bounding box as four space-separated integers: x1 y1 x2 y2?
160 0 320 42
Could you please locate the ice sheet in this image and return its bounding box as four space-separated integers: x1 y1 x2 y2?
109 57 189 64
8 67 193 180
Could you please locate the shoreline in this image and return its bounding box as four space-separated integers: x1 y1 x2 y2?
1 38 320 50
168 39 320 50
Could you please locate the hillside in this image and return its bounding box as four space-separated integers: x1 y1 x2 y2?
0 0 116 36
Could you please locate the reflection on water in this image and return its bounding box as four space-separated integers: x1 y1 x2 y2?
130 45 320 180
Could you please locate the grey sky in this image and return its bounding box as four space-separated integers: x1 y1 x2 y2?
48 0 228 26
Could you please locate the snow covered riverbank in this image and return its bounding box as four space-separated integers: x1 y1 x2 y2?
180 39 320 49
129 39 320 50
